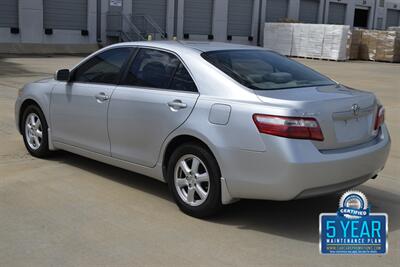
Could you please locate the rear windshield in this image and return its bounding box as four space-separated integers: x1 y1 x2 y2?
201 50 335 90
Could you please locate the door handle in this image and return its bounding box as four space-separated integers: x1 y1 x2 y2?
95 92 110 102
168 100 187 110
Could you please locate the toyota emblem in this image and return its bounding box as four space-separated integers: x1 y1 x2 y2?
352 104 360 117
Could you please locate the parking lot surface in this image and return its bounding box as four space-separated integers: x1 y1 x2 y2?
0 55 399 266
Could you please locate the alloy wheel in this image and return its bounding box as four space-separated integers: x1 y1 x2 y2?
25 113 43 150
174 154 210 206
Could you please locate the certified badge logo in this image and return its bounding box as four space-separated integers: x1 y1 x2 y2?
338 191 369 219
319 190 388 255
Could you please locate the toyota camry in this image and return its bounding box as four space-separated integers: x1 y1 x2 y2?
15 41 391 217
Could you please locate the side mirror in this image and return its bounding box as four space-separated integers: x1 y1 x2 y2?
56 69 70 81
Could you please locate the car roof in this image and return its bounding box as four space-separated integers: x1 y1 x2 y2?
178 41 262 52
109 40 263 54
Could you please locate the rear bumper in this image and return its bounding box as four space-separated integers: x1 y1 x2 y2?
294 173 373 199
219 125 391 201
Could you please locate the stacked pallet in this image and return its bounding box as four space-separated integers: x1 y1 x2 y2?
349 30 362 60
264 23 400 63
263 23 294 55
264 23 350 61
351 29 400 63
322 24 351 61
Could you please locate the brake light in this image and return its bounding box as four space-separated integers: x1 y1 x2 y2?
253 114 324 141
374 106 385 130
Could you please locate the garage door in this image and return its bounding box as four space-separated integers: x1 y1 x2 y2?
266 0 289 22
132 0 167 32
0 0 18 28
43 0 87 30
184 0 213 35
299 0 320 23
227 0 253 36
328 2 346 25
386 9 400 28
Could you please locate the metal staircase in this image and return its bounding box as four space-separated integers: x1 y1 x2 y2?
119 14 145 42
118 14 167 42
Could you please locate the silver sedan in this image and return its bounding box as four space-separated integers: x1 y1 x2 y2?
15 41 391 217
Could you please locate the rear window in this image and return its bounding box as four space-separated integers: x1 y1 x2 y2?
201 50 335 90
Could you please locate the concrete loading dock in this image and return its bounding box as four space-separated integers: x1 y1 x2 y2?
1 0 400 52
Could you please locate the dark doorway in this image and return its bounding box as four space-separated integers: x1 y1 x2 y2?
354 8 369 28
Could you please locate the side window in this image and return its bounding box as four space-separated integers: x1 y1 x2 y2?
73 47 132 84
123 48 180 89
170 63 197 92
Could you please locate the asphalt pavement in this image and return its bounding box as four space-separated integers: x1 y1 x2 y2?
0 55 399 266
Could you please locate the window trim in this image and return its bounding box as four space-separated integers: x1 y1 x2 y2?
168 62 199 93
68 46 137 86
201 49 336 91
119 46 199 93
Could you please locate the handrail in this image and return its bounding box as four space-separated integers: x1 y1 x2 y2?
142 14 166 38
122 14 145 41
131 14 167 39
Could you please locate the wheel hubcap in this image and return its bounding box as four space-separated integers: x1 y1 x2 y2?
25 113 43 150
174 154 210 206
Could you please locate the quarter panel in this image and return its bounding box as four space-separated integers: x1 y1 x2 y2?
159 96 293 179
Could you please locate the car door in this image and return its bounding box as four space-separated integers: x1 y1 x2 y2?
108 48 199 167
50 47 133 155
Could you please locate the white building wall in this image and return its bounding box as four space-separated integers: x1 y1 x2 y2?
212 0 228 42
0 0 97 44
1 0 400 47
166 0 175 38
19 0 43 43
290 0 324 23
229 0 259 45
288 0 300 21
324 0 376 29
383 0 400 28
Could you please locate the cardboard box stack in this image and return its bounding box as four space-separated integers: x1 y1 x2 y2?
375 31 400 62
388 26 400 32
321 24 351 60
263 23 350 61
350 29 362 59
291 24 310 57
359 30 379 61
355 29 400 62
306 24 325 58
263 23 294 56
264 23 400 63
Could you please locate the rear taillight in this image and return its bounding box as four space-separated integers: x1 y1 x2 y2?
253 114 324 141
374 105 385 130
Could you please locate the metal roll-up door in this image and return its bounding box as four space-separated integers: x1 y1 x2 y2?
299 0 320 23
386 9 400 28
227 0 253 36
43 0 88 30
184 0 213 35
266 0 289 22
328 2 347 25
133 0 167 31
0 0 18 28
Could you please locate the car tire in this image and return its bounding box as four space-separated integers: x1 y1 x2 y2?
21 105 51 158
167 143 222 218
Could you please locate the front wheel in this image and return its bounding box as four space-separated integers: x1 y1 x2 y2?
22 105 51 158
167 143 222 218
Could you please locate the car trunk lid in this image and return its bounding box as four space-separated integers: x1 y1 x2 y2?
255 84 378 150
